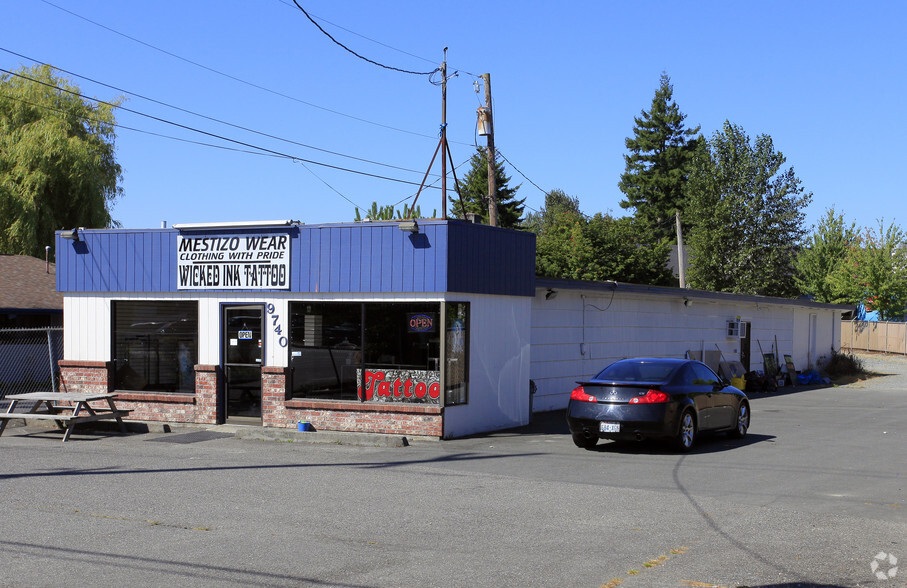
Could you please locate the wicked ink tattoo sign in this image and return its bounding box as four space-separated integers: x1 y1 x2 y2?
177 234 290 290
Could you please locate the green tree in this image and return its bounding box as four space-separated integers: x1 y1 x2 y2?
533 189 674 285
522 188 581 235
583 214 674 285
533 190 587 278
829 220 907 320
618 72 701 241
448 148 524 228
0 65 122 258
685 121 811 297
795 208 860 302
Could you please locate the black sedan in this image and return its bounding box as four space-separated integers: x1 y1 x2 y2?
566 358 749 451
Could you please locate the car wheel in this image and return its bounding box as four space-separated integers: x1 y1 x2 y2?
729 401 749 439
675 410 696 452
572 432 598 450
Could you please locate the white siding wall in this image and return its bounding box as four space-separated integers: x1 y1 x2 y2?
443 293 532 438
63 290 533 436
530 288 842 412
65 291 445 367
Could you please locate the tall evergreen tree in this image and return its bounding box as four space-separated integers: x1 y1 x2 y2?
449 148 524 228
685 121 811 297
618 73 701 241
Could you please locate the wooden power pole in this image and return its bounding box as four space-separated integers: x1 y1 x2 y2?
440 51 448 219
482 73 498 227
676 210 686 288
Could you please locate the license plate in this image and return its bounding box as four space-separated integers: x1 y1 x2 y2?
599 421 620 433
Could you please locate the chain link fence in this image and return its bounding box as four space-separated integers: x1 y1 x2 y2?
0 327 64 402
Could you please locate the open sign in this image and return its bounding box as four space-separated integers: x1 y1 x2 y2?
408 313 436 333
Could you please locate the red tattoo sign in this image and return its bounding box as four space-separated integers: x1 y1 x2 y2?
357 369 441 404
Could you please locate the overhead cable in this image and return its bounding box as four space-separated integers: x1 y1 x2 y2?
0 48 434 177
37 0 449 142
291 0 438 76
276 0 480 77
0 68 444 192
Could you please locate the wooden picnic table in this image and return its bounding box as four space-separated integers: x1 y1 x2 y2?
0 392 131 442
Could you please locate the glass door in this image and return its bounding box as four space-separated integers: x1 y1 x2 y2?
223 305 264 423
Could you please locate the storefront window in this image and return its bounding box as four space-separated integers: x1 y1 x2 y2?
289 302 467 405
289 302 362 401
112 301 198 393
445 302 469 405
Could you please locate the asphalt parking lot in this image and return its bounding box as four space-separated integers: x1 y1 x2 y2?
0 352 904 587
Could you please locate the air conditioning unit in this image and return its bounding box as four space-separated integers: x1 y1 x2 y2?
726 320 740 338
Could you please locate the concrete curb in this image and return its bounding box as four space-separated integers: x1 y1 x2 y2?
230 426 411 447
3 418 416 448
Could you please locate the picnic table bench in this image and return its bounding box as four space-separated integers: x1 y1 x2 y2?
0 392 131 442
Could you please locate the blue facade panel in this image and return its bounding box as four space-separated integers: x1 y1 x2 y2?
56 221 534 296
447 222 536 297
56 229 178 293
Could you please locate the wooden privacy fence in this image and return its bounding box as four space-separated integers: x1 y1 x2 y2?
841 320 907 355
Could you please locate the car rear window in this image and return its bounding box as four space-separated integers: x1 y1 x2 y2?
594 361 677 383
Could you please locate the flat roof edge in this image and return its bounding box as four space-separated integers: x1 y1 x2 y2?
535 277 854 312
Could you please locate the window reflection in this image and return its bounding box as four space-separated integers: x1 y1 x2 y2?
288 302 468 405
112 301 198 393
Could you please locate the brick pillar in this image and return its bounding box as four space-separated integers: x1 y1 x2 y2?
261 366 290 428
195 364 219 424
58 360 112 394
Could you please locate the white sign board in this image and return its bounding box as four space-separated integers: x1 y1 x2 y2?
177 234 290 290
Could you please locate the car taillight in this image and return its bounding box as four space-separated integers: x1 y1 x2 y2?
570 385 597 403
629 389 670 404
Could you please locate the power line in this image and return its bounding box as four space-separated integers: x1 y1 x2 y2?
391 155 474 209
0 47 436 178
496 150 546 215
0 68 446 194
1 91 283 159
37 0 451 142
296 161 362 210
498 150 547 195
275 0 480 77
291 1 438 76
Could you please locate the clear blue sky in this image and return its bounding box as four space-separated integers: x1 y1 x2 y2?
4 0 905 233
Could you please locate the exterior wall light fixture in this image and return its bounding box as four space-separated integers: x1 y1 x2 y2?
398 220 419 234
60 228 81 241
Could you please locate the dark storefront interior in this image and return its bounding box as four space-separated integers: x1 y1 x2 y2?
289 301 468 405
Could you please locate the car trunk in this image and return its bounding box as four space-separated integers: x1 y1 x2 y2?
577 382 661 403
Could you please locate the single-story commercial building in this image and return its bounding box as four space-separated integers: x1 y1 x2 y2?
56 220 534 439
54 220 849 438
530 278 848 412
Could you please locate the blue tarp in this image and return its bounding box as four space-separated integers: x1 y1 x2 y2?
797 370 823 384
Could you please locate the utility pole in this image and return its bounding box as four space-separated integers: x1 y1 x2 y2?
482 73 498 227
675 209 686 288
410 49 468 221
440 50 448 219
